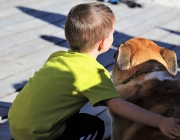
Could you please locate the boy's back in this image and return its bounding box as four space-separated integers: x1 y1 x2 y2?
8 50 119 140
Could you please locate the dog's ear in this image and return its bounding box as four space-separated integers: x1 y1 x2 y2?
116 43 132 70
160 48 178 75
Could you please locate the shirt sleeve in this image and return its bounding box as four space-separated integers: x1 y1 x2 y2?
80 68 120 107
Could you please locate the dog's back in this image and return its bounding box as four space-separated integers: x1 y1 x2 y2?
111 38 180 140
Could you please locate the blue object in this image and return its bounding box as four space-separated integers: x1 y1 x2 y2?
108 0 119 4
108 0 118 3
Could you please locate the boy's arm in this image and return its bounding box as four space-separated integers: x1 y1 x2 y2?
105 97 180 139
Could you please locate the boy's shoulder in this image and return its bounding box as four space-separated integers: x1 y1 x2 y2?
48 51 66 60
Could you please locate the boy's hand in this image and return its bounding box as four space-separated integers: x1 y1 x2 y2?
159 117 180 139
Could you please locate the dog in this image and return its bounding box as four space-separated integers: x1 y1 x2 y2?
110 37 180 140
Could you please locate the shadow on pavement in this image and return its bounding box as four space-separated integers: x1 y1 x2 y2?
15 6 180 83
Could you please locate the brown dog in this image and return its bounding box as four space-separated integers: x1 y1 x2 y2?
110 37 180 140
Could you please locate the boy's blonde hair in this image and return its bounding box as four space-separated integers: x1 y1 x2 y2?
65 2 115 52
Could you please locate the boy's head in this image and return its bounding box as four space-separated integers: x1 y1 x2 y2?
65 2 115 53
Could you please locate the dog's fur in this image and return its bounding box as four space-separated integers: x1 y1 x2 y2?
110 37 180 140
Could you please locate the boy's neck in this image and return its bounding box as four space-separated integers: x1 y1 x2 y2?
84 41 107 59
85 50 100 59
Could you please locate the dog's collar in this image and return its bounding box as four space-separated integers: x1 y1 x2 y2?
123 70 160 84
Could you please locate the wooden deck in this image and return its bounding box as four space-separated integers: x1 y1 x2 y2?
0 0 180 139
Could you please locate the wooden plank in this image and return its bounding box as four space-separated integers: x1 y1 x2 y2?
160 33 180 47
115 4 171 32
120 7 179 37
0 102 12 109
139 28 170 41
0 119 12 140
0 92 18 105
0 38 58 65
0 29 14 39
0 29 40 52
0 44 67 79
110 0 157 22
0 107 9 121
144 0 180 9
0 65 41 98
0 0 70 18
159 17 180 31
0 0 39 10
0 28 65 63
3 13 65 33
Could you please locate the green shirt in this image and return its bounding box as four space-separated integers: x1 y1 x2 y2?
8 50 120 140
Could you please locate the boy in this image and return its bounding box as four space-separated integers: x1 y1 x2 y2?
8 2 180 140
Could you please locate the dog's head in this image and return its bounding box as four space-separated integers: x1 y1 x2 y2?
112 38 178 86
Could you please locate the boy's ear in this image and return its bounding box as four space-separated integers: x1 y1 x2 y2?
98 39 104 51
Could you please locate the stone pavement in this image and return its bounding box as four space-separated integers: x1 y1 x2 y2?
0 0 180 139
